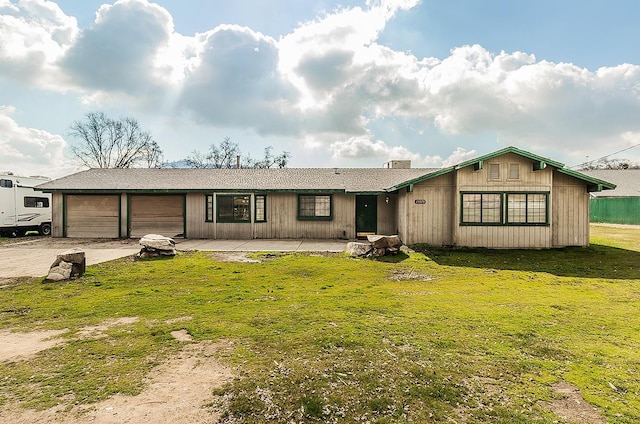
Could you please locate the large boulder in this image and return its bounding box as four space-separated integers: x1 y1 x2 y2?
46 248 86 281
346 241 373 256
139 234 176 257
367 235 402 249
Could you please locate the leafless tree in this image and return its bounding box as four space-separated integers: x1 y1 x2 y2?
185 137 290 169
69 112 163 168
579 157 640 170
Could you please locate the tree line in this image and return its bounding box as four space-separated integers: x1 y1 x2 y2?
69 112 290 169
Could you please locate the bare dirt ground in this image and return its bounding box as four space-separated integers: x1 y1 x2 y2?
543 382 607 424
0 237 141 280
0 318 234 424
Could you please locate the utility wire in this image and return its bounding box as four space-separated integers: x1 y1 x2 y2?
569 143 640 169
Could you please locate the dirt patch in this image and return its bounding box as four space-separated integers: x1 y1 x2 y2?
209 252 260 263
542 381 606 424
171 329 194 342
0 329 67 362
76 317 140 339
1 340 234 424
389 268 433 281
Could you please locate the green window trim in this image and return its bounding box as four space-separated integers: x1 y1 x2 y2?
297 194 333 220
255 194 267 222
217 194 251 223
460 191 550 226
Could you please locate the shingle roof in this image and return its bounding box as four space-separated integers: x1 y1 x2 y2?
581 169 640 197
36 167 440 194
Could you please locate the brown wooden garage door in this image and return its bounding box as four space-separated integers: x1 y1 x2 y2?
66 195 120 238
129 195 184 238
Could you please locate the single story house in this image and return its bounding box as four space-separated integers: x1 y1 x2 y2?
581 169 640 225
37 147 615 248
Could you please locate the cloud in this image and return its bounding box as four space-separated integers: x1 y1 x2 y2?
0 0 77 87
0 106 75 178
60 0 173 100
3 0 640 166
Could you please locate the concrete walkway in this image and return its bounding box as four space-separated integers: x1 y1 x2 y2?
176 238 349 252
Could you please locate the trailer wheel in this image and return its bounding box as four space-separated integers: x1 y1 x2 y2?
39 223 52 236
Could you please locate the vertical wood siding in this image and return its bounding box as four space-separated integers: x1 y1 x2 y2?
401 173 456 245
52 192 64 237
552 172 590 247
376 195 398 235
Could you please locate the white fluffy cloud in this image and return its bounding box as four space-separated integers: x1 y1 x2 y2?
0 106 75 177
2 0 640 167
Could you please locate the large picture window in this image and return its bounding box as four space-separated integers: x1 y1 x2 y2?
461 192 549 226
217 195 250 223
298 194 332 220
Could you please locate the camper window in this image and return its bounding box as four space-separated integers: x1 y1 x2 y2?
0 179 13 188
24 197 49 208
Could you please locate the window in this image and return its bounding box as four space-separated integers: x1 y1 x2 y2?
298 194 332 220
255 195 266 222
24 196 49 208
217 195 250 222
461 192 549 226
489 163 500 180
506 193 548 224
205 195 214 222
0 179 12 188
508 163 520 180
461 193 502 224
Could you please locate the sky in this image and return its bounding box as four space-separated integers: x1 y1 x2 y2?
2 0 640 178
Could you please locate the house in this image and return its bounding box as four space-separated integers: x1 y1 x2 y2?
37 147 615 248
581 169 640 225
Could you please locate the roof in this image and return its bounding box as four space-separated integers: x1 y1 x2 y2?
390 146 616 192
36 167 439 194
37 147 617 194
581 169 640 197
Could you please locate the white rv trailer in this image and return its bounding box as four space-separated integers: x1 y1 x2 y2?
0 174 52 237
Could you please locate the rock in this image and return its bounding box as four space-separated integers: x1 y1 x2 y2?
367 234 402 249
139 234 176 257
46 249 86 281
46 261 73 281
346 242 373 256
139 234 176 251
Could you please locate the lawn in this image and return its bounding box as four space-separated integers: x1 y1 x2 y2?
0 224 639 423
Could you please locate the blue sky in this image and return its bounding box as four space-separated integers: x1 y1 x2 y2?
2 0 640 177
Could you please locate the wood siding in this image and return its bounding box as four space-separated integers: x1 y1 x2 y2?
65 195 120 238
52 192 63 237
186 192 355 239
455 154 553 248
552 172 590 247
128 195 184 238
376 195 398 236
399 173 456 245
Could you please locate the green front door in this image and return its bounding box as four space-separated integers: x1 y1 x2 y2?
356 195 377 237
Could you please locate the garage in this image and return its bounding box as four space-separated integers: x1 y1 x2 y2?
65 195 120 238
128 195 185 238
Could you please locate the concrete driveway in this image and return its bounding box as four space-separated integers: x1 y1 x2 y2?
0 237 349 279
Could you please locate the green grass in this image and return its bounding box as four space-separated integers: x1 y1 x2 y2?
1 225 639 422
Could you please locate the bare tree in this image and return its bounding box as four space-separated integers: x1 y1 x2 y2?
185 137 290 169
69 112 163 168
579 157 640 170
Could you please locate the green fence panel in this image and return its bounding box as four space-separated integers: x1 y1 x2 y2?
590 197 640 225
